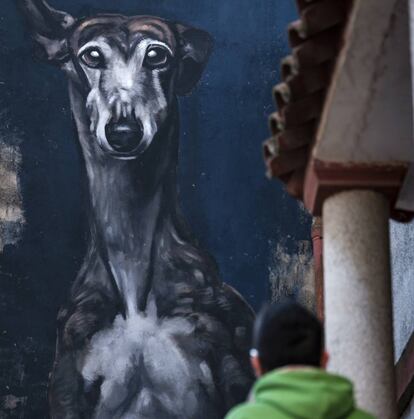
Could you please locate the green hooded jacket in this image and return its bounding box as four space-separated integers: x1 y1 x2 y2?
226 368 375 419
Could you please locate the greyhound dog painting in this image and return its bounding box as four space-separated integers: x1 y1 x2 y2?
17 1 254 418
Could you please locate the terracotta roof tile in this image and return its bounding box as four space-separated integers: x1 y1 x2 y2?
264 0 353 199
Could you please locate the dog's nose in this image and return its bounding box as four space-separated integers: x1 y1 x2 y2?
105 116 144 153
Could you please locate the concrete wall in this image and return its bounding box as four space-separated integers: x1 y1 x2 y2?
390 219 414 361
390 219 414 418
313 0 413 166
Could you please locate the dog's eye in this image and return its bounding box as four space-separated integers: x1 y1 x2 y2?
144 46 170 69
80 48 105 69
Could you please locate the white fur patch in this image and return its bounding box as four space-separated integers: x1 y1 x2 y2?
81 299 215 418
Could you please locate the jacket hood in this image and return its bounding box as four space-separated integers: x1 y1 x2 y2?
253 368 357 419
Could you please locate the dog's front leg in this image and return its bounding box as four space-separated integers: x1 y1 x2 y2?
50 339 103 419
49 291 117 418
49 344 84 419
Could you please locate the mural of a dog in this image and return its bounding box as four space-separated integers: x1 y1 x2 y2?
18 1 255 418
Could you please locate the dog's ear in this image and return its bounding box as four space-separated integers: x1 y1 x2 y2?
175 24 213 95
17 0 75 64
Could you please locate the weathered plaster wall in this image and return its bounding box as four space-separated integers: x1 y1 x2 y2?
391 219 414 419
398 2 414 416
0 1 311 417
390 219 414 362
269 236 315 312
0 113 24 251
314 0 413 165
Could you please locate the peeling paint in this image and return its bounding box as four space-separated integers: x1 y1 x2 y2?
0 334 50 418
0 112 24 252
1 394 27 411
269 239 315 312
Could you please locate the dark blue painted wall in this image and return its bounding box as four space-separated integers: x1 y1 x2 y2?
0 1 310 417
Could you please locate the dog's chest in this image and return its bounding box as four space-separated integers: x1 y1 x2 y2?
79 310 216 419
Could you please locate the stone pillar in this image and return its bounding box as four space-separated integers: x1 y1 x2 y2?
323 190 397 418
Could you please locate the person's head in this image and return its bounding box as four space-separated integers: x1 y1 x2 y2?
250 300 328 377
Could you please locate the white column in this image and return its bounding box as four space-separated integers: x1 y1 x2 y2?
323 190 397 418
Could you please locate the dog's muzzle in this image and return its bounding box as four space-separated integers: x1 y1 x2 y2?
105 116 144 154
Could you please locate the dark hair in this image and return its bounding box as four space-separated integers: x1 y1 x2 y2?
253 300 323 371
